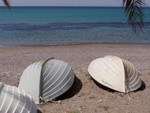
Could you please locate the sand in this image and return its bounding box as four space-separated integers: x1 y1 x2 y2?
0 44 150 113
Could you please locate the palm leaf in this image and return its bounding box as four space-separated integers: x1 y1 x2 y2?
123 0 144 32
2 0 11 9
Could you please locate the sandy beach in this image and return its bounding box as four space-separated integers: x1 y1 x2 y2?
0 44 150 113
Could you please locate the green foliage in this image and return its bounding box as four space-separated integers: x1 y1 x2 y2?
2 0 11 9
89 96 97 99
98 105 109 111
123 0 144 32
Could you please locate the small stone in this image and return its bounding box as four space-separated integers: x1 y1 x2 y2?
76 94 81 97
98 99 102 102
57 100 62 104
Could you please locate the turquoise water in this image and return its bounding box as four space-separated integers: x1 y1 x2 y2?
0 7 150 46
0 7 127 24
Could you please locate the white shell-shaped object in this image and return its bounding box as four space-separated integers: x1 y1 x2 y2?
0 82 37 113
88 56 142 93
18 58 75 104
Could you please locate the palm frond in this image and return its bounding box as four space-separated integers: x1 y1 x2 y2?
123 0 144 32
2 0 11 9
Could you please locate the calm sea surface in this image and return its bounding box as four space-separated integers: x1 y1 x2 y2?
0 7 150 46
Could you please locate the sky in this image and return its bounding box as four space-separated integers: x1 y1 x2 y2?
0 0 150 7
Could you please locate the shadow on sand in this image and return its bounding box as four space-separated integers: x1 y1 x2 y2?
37 110 42 113
135 81 146 92
37 75 82 113
55 75 82 100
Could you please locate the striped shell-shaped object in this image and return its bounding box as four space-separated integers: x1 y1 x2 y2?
0 82 37 113
18 58 75 104
88 56 142 93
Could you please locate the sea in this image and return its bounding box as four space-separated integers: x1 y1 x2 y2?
0 7 150 47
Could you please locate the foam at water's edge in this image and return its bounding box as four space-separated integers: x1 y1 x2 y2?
0 45 4 48
1 42 150 49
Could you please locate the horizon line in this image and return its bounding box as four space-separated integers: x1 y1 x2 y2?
0 6 150 8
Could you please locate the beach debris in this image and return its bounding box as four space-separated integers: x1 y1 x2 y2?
18 58 75 104
88 56 142 93
0 82 37 113
57 100 62 104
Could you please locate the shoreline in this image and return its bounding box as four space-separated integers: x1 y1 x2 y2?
1 42 150 48
0 43 149 73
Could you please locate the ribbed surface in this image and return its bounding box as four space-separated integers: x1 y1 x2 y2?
122 59 142 92
88 56 125 92
0 82 4 92
40 59 74 102
0 83 37 113
19 58 75 104
88 56 142 93
18 61 44 104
